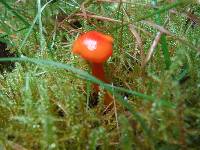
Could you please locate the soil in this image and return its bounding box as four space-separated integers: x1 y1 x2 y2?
0 41 16 72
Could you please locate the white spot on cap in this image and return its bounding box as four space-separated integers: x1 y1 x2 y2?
83 39 97 51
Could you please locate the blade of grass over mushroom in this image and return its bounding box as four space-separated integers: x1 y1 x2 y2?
151 0 171 69
0 57 174 108
0 0 30 27
107 85 174 108
136 0 189 22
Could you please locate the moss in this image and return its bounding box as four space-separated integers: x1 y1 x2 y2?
0 0 199 149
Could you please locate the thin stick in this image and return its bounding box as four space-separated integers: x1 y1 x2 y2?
113 92 119 129
80 2 87 19
75 13 122 23
143 32 163 66
141 20 171 35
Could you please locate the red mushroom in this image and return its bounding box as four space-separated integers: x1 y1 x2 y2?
72 31 113 107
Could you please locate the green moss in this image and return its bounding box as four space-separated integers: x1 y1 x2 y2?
0 0 199 149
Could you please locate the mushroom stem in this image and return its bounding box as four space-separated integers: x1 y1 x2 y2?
91 63 107 82
91 63 113 106
91 63 106 92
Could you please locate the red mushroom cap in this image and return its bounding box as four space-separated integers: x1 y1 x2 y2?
72 31 113 63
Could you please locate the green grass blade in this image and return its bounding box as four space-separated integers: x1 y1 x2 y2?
0 56 175 108
0 56 155 145
37 0 46 51
151 0 171 69
160 35 171 69
0 26 28 39
0 0 30 26
137 0 188 22
18 0 54 52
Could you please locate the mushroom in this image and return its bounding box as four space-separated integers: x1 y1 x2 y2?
72 31 113 107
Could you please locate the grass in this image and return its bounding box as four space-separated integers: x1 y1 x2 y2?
0 0 200 149
151 0 171 69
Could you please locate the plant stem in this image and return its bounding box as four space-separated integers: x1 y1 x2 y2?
91 63 106 92
91 63 113 106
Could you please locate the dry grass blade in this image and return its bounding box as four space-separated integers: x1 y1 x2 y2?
141 20 171 35
143 32 163 66
113 94 119 130
141 20 200 52
75 13 122 23
129 24 145 67
80 2 87 19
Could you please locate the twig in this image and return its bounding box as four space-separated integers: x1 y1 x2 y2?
75 13 122 23
103 91 114 113
143 32 163 66
141 20 171 35
113 92 119 130
80 2 87 19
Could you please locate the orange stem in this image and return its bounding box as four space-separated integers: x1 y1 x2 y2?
91 63 106 92
91 63 113 106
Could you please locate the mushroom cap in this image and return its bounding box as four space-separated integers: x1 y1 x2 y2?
72 31 113 63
